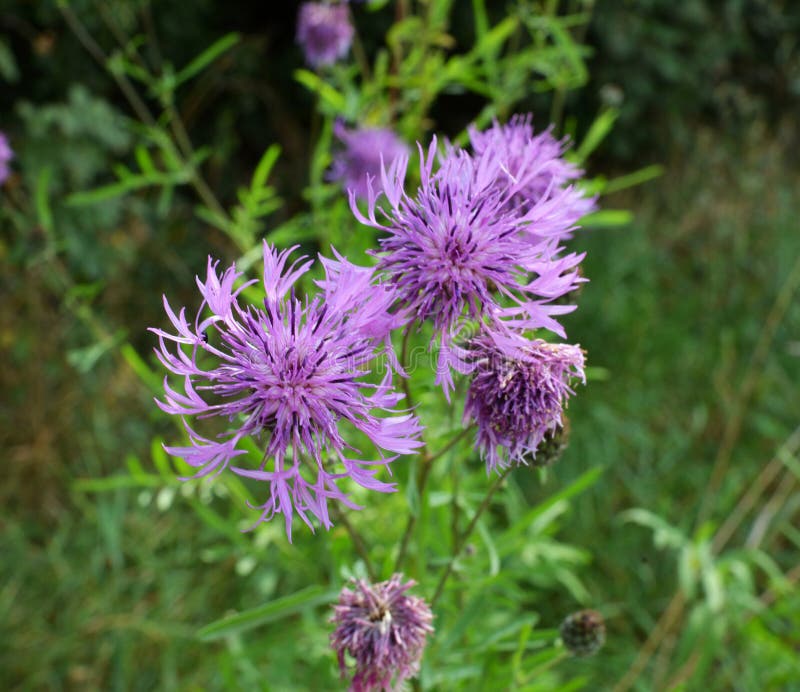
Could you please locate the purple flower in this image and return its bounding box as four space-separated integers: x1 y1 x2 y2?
330 121 410 200
350 139 585 396
467 114 596 233
297 2 354 68
463 330 585 472
331 574 434 692
0 132 14 184
151 243 423 540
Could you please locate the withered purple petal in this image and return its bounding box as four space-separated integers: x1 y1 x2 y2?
330 574 434 692
464 330 585 472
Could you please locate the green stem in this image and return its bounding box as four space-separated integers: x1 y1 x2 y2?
333 508 377 581
394 426 474 573
59 3 233 241
58 2 155 127
431 467 511 607
427 426 474 465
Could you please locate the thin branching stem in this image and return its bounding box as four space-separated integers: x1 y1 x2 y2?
58 3 155 127
394 427 473 573
333 508 378 581
431 467 511 607
60 3 232 239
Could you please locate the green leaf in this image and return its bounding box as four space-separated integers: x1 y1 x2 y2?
574 108 618 163
72 474 165 493
252 144 281 189
602 164 664 194
174 33 240 88
34 166 54 235
134 146 157 175
195 204 234 234
622 508 687 550
294 69 346 111
502 466 604 543
120 343 161 393
581 209 634 228
0 38 19 82
197 585 337 641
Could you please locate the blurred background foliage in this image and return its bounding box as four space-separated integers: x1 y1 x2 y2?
1 0 799 690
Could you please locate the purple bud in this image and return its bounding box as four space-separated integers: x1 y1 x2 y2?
0 132 14 184
297 3 354 68
331 121 410 200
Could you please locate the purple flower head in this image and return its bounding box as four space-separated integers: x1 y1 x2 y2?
467 114 596 234
464 330 585 473
297 2 354 68
350 138 586 397
151 243 423 540
0 132 14 184
330 121 410 200
331 574 434 692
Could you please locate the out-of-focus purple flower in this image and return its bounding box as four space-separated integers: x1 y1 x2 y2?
467 114 596 233
350 139 585 396
331 574 433 692
463 330 585 472
330 121 410 200
297 2 354 68
0 132 14 184
151 243 423 540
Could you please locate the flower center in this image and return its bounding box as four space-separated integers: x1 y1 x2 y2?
369 603 393 634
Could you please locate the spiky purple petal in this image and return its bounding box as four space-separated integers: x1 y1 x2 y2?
350 137 585 397
151 243 423 539
0 132 13 184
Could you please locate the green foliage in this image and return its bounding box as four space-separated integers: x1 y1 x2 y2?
2 1 798 690
586 0 800 159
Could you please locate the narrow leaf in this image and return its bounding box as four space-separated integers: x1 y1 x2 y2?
198 586 336 641
174 33 240 88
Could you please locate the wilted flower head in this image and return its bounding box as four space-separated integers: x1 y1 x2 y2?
151 243 423 540
350 138 585 396
463 330 585 472
331 574 433 691
467 114 596 231
0 132 13 184
297 2 354 68
560 609 606 657
331 121 410 200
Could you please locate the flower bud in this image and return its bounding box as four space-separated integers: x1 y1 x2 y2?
560 609 606 657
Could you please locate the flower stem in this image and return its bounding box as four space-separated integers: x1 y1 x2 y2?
334 508 377 581
431 467 512 607
394 425 475 571
399 328 418 413
394 428 472 573
427 426 474 466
